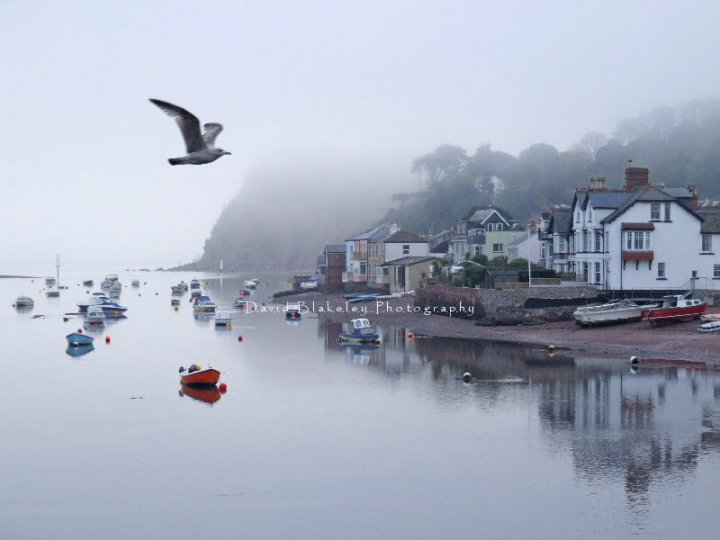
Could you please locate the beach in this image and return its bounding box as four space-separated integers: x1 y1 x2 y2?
278 291 720 365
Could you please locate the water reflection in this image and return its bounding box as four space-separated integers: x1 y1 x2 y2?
179 384 221 405
320 319 720 508
65 344 94 357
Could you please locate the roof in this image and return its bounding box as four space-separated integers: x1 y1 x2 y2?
466 207 513 226
697 208 720 234
548 207 572 234
324 244 345 253
584 191 631 210
430 239 449 253
601 186 702 224
346 223 399 241
383 256 441 266
383 231 427 243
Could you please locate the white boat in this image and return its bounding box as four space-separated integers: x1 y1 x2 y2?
193 295 217 313
339 318 381 344
573 299 647 327
700 313 720 322
101 274 120 289
244 280 257 289
698 320 720 332
15 296 34 308
84 305 106 325
214 311 232 326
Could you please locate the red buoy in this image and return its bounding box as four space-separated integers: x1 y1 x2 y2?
407 331 414 339
219 383 227 393
105 336 111 344
78 328 83 333
238 335 243 342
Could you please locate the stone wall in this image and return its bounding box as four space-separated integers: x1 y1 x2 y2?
416 283 601 326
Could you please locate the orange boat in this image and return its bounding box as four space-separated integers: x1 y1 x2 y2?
180 384 221 404
180 368 221 386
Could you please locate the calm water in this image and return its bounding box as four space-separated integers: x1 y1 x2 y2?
1 268 720 539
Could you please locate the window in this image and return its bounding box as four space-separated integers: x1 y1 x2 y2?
402 244 410 255
625 230 651 250
692 270 698 279
496 223 503 231
557 237 568 253
582 230 588 251
473 245 481 255
714 265 720 278
702 234 712 253
588 208 593 223
595 231 603 252
594 262 601 284
664 203 671 221
576 211 580 224
493 243 503 252
359 261 367 276
651 202 660 220
657 262 665 278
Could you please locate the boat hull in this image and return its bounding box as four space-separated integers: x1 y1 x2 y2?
180 368 221 386
642 304 706 322
66 332 94 346
573 306 644 326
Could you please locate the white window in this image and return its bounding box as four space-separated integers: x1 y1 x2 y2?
714 264 720 278
702 234 712 253
576 211 580 224
658 262 666 278
582 231 588 251
588 208 593 223
594 262 601 284
402 244 410 255
625 231 651 250
650 202 660 220
664 203 671 221
557 237 568 253
493 243 503 252
594 231 603 252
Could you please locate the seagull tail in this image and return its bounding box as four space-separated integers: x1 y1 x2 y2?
168 158 182 166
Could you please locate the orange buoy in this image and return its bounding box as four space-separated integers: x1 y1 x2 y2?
219 383 227 393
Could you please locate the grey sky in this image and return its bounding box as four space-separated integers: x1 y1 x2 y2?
2 0 719 268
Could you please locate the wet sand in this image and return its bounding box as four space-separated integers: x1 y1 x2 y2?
278 291 720 366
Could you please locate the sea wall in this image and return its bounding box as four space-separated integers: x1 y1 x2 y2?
416 283 602 326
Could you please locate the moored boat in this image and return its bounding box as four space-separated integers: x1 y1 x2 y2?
641 294 706 324
193 295 217 313
66 332 94 346
285 302 303 319
572 299 648 327
14 296 34 308
179 365 221 386
339 318 381 343
84 305 106 325
46 288 60 298
698 320 720 332
214 311 232 326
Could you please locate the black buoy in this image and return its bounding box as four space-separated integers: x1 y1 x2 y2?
630 355 639 365
462 372 472 383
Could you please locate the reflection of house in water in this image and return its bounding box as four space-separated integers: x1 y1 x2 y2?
537 364 720 506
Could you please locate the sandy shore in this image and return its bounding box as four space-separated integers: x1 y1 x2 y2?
276 291 720 366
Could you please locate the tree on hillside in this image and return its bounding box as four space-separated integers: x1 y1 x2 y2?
411 144 468 188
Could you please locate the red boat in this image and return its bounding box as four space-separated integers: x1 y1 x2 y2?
641 294 706 324
180 367 221 386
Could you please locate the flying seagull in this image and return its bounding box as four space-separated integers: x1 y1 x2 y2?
149 98 231 165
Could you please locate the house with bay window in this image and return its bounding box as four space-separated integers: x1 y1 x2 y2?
564 166 720 293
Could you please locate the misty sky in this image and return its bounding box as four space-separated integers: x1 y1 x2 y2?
2 0 719 269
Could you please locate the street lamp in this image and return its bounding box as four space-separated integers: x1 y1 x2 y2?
527 228 532 288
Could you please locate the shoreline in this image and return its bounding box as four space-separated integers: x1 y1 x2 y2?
275 291 720 366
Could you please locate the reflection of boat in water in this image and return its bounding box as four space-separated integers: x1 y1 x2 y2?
343 343 380 365
84 305 105 325
179 384 221 404
339 318 380 343
66 344 94 357
214 311 232 326
285 303 303 320
193 295 217 313
525 353 575 367
15 296 34 308
66 332 94 346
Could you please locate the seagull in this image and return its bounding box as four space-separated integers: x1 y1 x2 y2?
149 98 231 165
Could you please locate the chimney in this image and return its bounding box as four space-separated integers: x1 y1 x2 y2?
688 184 699 205
589 177 607 190
624 167 650 191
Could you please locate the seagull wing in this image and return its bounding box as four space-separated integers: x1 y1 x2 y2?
149 99 206 153
202 123 224 147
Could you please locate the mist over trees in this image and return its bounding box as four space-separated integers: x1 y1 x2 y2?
193 98 720 270
386 98 720 234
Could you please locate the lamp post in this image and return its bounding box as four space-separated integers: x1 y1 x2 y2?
527 228 532 288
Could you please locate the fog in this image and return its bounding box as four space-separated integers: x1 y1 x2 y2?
2 0 720 269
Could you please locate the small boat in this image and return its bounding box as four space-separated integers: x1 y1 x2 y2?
233 298 250 309
82 280 94 287
642 294 706 324
84 305 106 325
66 332 94 347
131 280 140 288
698 320 720 332
14 296 34 308
46 288 60 298
179 365 221 386
214 311 232 326
339 318 381 343
700 313 720 322
190 279 202 291
170 284 185 294
237 288 252 297
285 303 303 319
78 294 127 316
171 298 181 306
244 280 257 289
193 295 217 313
572 299 648 327
101 274 120 289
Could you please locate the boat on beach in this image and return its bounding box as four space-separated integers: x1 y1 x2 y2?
641 294 706 324
285 302 303 319
572 299 648 327
698 319 720 332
